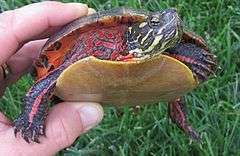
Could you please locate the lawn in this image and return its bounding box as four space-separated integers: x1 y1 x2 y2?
0 0 240 155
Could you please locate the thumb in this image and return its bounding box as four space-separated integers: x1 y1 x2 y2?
42 102 103 155
0 103 103 156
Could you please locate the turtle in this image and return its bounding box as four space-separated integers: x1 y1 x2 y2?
13 7 216 143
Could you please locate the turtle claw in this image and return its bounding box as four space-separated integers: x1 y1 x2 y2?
13 113 45 143
202 51 217 58
184 125 200 140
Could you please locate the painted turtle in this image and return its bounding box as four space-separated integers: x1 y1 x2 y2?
13 8 216 143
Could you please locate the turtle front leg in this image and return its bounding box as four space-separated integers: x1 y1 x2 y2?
14 68 62 143
168 98 200 140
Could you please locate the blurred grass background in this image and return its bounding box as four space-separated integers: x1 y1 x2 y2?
0 0 240 155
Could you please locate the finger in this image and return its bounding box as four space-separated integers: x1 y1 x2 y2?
1 6 96 81
25 7 96 40
7 39 47 75
38 7 96 39
0 102 103 156
43 102 103 154
3 7 96 77
0 39 47 91
0 1 88 65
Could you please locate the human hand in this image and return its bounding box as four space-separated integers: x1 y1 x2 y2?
0 2 103 156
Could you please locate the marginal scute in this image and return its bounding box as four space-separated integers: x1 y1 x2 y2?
55 55 197 106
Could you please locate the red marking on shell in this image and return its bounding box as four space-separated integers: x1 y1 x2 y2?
35 68 50 80
106 32 114 39
98 31 105 39
69 24 128 61
35 33 78 80
116 53 135 61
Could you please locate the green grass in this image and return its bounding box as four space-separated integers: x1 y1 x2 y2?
0 0 240 155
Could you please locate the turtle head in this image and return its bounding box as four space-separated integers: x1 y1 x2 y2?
126 8 183 57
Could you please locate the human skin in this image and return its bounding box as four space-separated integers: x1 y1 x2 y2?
0 2 103 156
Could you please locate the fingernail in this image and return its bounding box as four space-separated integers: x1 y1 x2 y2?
67 3 88 17
78 103 103 131
88 8 96 15
67 3 88 9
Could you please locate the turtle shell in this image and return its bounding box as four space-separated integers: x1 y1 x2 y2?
35 8 200 106
55 55 197 105
35 8 148 80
